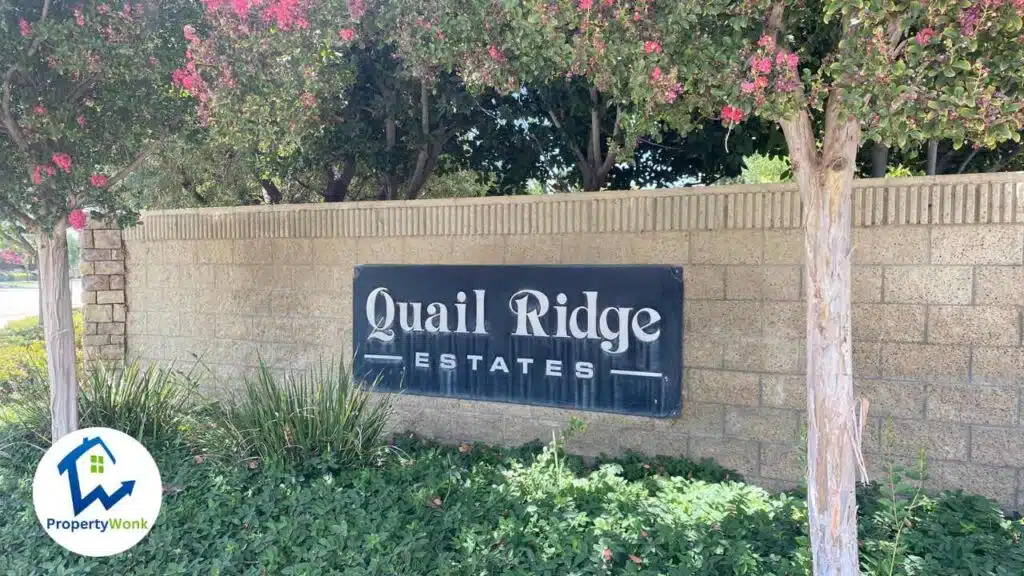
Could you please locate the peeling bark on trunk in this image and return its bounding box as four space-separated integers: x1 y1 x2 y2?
39 219 78 441
781 103 861 575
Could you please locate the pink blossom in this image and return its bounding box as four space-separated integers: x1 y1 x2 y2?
338 28 356 42
650 66 662 82
68 209 87 232
262 0 308 31
740 81 757 94
579 0 593 10
602 548 613 562
184 24 199 43
488 45 505 62
149 56 159 66
32 165 44 185
721 105 744 124
97 4 111 14
18 18 31 37
786 53 798 68
757 34 775 51
33 104 47 115
755 76 768 89
643 40 661 54
45 165 56 177
77 115 87 128
774 77 798 93
0 249 24 266
752 57 772 74
52 153 72 174
90 174 109 188
915 27 936 45
959 7 980 37
347 0 366 20
74 8 86 26
662 83 682 104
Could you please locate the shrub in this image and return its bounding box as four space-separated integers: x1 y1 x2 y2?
0 312 83 405
0 416 1022 575
214 359 393 469
78 360 200 446
2 359 200 447
0 312 83 348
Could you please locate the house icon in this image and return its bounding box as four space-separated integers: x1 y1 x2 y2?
56 436 136 517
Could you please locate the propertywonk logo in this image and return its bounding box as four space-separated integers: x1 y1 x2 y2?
33 427 162 557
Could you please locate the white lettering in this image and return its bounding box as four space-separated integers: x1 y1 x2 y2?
440 353 456 370
509 289 548 337
553 293 569 338
631 308 662 342
397 301 422 332
516 357 534 374
489 356 509 373
574 361 594 379
415 352 429 368
467 355 483 370
545 359 562 377
598 306 632 354
454 292 468 333
473 289 487 335
425 302 450 333
568 291 599 339
366 287 395 342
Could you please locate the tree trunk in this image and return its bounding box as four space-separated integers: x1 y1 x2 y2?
926 139 939 175
39 219 78 441
260 179 282 204
781 104 861 575
871 142 888 178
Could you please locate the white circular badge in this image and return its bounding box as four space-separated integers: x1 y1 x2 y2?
33 427 163 557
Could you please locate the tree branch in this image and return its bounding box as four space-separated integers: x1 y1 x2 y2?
780 107 819 202
987 140 1023 172
2 0 52 152
956 147 980 174
589 86 601 166
546 107 588 167
2 68 29 151
0 196 36 227
598 105 622 176
106 141 163 190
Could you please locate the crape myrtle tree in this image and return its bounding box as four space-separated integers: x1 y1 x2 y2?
0 0 196 440
390 0 684 192
645 1 1022 572
410 0 1023 571
177 0 484 203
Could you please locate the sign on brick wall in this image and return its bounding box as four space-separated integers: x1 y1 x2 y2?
353 265 683 417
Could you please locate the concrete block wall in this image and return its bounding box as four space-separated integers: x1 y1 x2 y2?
120 173 1024 509
80 216 127 361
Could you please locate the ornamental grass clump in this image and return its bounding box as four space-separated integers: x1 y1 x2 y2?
79 359 201 446
218 359 393 470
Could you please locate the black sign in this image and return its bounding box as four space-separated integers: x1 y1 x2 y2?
352 265 683 418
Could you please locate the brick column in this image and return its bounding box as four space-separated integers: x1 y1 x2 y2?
80 216 126 361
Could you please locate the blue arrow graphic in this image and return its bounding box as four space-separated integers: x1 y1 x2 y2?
55 436 137 517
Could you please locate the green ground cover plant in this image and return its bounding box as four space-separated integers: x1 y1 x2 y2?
0 321 1021 574
0 422 1022 575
